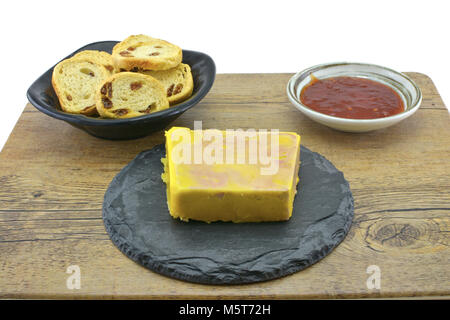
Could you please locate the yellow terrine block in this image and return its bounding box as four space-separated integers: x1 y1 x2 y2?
161 127 301 223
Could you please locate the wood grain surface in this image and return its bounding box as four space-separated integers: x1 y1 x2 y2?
0 72 449 299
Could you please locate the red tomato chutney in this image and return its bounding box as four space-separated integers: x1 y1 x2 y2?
300 76 404 119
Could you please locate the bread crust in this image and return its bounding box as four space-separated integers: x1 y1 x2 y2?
143 63 194 105
112 35 182 71
73 50 117 74
95 72 169 119
52 58 110 115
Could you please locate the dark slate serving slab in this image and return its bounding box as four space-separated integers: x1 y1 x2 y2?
103 144 354 284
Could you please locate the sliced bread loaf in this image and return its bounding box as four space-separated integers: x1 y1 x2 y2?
95 72 169 119
142 63 194 105
52 58 110 115
73 50 116 74
112 34 182 71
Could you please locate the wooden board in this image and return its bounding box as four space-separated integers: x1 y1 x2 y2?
0 73 449 299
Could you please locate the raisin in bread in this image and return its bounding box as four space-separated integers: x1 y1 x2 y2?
73 50 116 74
95 72 169 119
142 63 194 105
52 58 110 115
112 34 182 71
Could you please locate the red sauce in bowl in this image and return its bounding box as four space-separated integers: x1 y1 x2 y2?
300 76 404 119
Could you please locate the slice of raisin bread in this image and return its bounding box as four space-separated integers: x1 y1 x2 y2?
95 72 169 119
73 50 116 74
142 63 194 105
52 58 110 115
112 34 182 71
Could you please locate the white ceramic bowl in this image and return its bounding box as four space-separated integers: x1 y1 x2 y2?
287 62 422 132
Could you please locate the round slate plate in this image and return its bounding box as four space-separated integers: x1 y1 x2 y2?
103 145 354 284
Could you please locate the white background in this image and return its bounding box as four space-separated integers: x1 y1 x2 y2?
0 0 448 151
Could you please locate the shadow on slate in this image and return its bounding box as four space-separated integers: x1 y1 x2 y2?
102 145 354 285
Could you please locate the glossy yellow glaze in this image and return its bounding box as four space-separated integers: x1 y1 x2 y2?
162 127 301 222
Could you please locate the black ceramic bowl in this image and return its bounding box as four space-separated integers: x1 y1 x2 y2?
26 41 216 140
